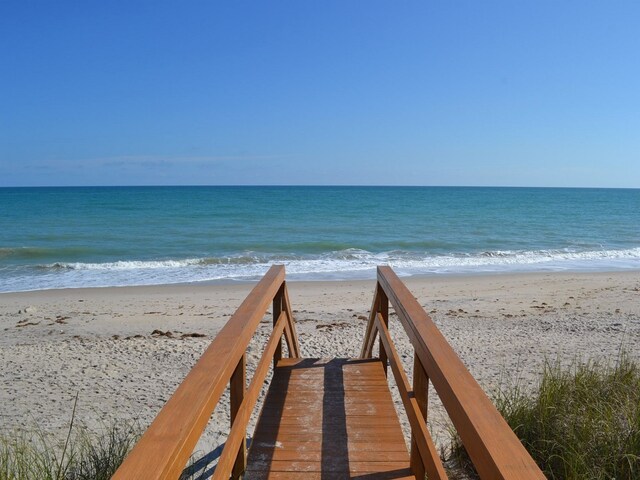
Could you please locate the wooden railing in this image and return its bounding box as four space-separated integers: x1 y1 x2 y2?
113 265 299 480
361 266 545 479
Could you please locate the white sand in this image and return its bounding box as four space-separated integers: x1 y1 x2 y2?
1 271 639 461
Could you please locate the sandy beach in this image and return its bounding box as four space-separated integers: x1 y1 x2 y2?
1 270 639 459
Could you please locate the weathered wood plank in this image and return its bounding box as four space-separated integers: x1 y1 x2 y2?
252 431 407 444
256 415 401 426
248 440 409 453
248 448 410 462
246 470 415 480
261 393 395 405
247 460 411 473
253 423 408 436
257 402 396 416
276 357 384 369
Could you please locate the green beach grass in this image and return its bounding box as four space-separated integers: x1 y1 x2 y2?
446 351 640 479
0 394 138 480
0 422 138 480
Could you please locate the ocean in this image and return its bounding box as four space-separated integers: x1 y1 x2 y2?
1 186 639 292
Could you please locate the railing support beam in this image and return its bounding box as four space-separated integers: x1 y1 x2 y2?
410 352 429 479
230 353 246 480
273 284 284 365
282 282 301 357
377 287 389 376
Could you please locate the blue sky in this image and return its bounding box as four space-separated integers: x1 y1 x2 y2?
1 1 639 187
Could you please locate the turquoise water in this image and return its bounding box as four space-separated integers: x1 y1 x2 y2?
1 186 639 292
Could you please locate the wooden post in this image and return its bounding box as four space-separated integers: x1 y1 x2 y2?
377 287 389 376
282 282 301 357
410 352 429 479
273 284 284 365
230 354 247 480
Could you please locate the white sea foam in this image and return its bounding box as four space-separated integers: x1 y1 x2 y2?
2 247 640 293
48 259 204 270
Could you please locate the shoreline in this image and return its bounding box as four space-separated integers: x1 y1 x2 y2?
1 269 639 454
3 266 640 296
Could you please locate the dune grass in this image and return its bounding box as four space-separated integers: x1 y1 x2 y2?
0 423 139 480
446 351 640 479
0 395 139 480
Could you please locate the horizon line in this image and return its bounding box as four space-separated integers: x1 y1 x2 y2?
1 184 639 190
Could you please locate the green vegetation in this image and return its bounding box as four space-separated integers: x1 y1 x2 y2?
0 396 138 480
447 352 640 479
0 424 138 480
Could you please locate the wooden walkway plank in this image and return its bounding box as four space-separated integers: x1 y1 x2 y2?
248 460 412 473
245 471 415 480
245 358 416 480
248 448 410 462
250 440 409 453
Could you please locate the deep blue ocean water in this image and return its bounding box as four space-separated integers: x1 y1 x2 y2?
1 186 639 292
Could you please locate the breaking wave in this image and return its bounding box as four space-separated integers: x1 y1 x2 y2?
3 247 640 292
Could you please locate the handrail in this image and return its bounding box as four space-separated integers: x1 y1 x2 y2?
113 265 300 479
374 313 448 479
362 266 545 479
212 311 288 479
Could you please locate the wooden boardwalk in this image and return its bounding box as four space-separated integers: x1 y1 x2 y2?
113 265 545 480
245 358 414 479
